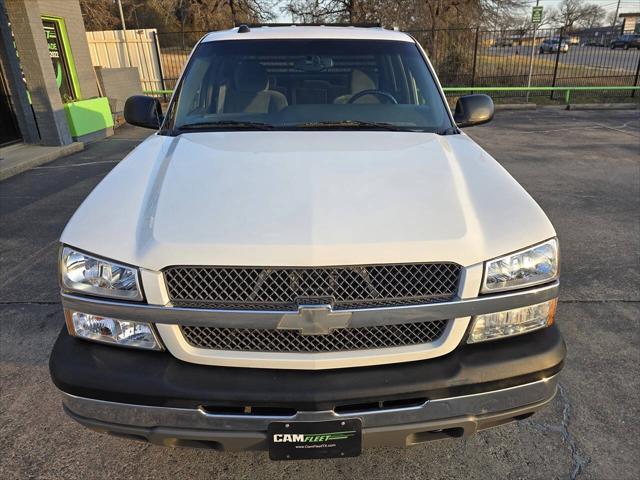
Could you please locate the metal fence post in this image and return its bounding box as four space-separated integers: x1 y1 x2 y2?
550 27 563 100
471 27 479 87
152 30 167 102
633 55 640 98
526 25 539 103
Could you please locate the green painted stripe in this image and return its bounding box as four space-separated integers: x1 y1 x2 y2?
144 86 640 97
143 90 175 95
442 86 640 92
301 431 357 435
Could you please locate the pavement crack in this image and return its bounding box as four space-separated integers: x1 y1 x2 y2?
525 383 590 479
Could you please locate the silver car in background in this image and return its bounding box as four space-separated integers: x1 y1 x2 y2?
539 39 569 54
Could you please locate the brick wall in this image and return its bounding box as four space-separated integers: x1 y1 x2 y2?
5 0 72 145
3 0 101 146
0 4 40 143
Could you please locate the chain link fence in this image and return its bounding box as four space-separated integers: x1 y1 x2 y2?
152 27 640 102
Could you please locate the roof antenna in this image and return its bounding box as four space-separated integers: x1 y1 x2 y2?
237 24 250 33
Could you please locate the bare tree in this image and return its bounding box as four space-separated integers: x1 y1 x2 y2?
227 0 275 24
283 0 484 29
551 0 603 30
481 0 529 30
283 1 365 23
80 0 275 33
576 3 607 29
79 0 120 31
510 2 553 31
606 10 623 28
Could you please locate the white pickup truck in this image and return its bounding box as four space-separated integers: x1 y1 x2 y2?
50 25 564 461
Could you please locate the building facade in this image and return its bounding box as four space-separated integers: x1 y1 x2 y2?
1 0 111 147
619 13 640 34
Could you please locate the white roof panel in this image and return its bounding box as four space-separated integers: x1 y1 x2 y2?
202 26 413 43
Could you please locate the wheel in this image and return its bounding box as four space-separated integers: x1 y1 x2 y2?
610 44 615 49
539 48 544 54
623 44 629 50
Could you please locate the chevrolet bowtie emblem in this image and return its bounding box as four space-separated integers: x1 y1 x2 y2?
277 305 353 336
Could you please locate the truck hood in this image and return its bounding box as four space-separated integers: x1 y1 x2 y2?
61 131 555 270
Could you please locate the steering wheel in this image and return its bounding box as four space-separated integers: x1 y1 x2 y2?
347 89 398 104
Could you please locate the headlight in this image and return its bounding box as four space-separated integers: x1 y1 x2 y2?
467 299 557 343
482 239 558 293
65 310 162 350
60 247 143 300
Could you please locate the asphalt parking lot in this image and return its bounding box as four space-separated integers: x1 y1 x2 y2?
488 45 640 71
1 108 639 479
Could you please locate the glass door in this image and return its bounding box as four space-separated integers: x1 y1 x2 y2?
0 62 22 146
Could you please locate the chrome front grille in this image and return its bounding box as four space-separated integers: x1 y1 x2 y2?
164 263 461 311
180 320 449 353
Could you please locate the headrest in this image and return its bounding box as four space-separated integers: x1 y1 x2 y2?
351 69 376 92
234 61 268 92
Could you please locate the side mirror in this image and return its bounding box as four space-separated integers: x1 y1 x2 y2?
124 95 163 129
453 94 494 128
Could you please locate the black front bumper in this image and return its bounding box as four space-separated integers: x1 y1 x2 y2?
50 324 565 411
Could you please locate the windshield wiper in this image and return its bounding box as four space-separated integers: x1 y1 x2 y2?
435 127 460 135
177 120 275 131
287 120 407 131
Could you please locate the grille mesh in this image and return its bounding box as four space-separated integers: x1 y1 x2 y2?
164 263 461 311
180 320 448 353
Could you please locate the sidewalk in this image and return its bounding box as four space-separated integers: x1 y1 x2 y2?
0 124 150 183
0 142 85 181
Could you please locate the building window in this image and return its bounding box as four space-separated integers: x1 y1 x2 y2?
42 16 79 102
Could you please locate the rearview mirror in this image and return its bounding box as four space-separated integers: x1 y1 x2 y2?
453 94 494 128
124 95 163 129
294 55 334 72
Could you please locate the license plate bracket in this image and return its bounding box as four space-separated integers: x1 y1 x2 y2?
267 418 362 460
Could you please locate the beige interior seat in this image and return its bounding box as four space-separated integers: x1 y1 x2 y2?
222 62 288 114
294 79 331 104
333 69 380 104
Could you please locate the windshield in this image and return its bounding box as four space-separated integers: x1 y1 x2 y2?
167 39 453 133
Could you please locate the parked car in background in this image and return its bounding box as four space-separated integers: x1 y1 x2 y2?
494 38 513 47
539 39 569 54
610 34 640 50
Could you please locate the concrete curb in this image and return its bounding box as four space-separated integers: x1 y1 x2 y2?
495 103 537 110
567 103 639 111
0 141 84 182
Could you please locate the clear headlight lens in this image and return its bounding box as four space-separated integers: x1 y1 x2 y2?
65 310 162 350
60 247 142 300
482 239 558 293
467 299 557 343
